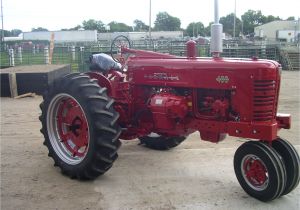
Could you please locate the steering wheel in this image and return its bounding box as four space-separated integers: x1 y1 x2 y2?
110 35 132 64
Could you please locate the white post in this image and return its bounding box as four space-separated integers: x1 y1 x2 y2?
261 40 266 58
80 47 84 65
44 46 49 64
33 45 36 55
71 46 76 61
149 0 152 40
9 49 15 66
18 46 22 64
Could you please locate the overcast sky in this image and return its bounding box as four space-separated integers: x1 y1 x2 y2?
2 0 300 32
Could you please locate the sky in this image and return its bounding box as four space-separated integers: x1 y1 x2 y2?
2 0 300 32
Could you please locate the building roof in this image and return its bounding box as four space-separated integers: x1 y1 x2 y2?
255 20 299 30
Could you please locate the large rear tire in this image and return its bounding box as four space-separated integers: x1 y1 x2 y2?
139 133 186 150
234 141 286 202
39 73 121 180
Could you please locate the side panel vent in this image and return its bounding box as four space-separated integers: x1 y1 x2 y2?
253 80 276 121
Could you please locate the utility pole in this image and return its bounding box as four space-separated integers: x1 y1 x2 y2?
149 0 152 40
1 0 4 43
233 0 236 38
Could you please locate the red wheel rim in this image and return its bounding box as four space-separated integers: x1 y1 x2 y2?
241 154 269 191
56 97 89 157
47 93 89 165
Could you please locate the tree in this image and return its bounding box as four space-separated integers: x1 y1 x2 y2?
31 27 49 32
286 16 295 21
0 29 22 37
10 29 22 36
82 19 105 32
108 21 133 32
241 10 265 35
0 29 11 38
61 25 82 31
186 22 205 37
219 13 242 37
204 22 213 36
154 12 181 31
133 19 149 32
263 15 281 23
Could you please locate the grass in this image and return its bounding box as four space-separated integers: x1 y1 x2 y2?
0 48 84 71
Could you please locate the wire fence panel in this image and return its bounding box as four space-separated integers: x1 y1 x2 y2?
0 41 297 71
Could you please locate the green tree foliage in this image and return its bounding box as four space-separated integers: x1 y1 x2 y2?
0 29 22 37
186 22 205 37
219 13 242 37
108 21 133 32
10 29 23 36
204 22 213 36
263 15 281 23
241 10 283 35
61 25 82 31
82 19 105 32
133 19 149 32
154 12 181 31
286 16 295 21
31 27 49 32
241 10 266 35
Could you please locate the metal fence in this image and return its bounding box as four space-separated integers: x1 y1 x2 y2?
0 40 285 72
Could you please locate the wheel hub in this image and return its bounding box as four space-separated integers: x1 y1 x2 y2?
47 93 90 165
241 154 269 191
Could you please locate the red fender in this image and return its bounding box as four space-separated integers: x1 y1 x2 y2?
86 72 113 96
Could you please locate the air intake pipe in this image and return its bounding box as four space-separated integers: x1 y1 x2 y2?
210 0 223 57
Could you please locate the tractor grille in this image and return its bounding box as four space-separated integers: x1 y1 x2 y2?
252 80 277 121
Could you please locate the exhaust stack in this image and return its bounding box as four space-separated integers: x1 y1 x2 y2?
210 0 223 57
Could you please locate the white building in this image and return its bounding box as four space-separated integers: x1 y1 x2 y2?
254 20 300 42
23 30 97 43
98 31 184 41
277 30 300 42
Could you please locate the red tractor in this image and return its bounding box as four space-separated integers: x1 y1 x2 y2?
39 35 299 202
39 3 299 201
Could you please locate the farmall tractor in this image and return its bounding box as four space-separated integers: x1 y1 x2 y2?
39 1 299 202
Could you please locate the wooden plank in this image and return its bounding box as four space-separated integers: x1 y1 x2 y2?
8 73 18 98
14 92 35 99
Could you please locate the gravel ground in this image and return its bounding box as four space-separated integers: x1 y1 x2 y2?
0 71 299 210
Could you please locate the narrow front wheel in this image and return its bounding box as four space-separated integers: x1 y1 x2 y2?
234 141 286 201
272 137 300 195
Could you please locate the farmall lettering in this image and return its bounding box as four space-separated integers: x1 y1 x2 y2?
144 73 179 81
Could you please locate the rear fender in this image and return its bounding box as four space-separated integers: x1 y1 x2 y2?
87 72 113 96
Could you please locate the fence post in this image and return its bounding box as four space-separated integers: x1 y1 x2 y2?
18 47 22 64
8 73 18 98
33 45 36 55
80 47 85 71
71 46 76 61
9 49 15 67
261 41 266 59
44 46 49 64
